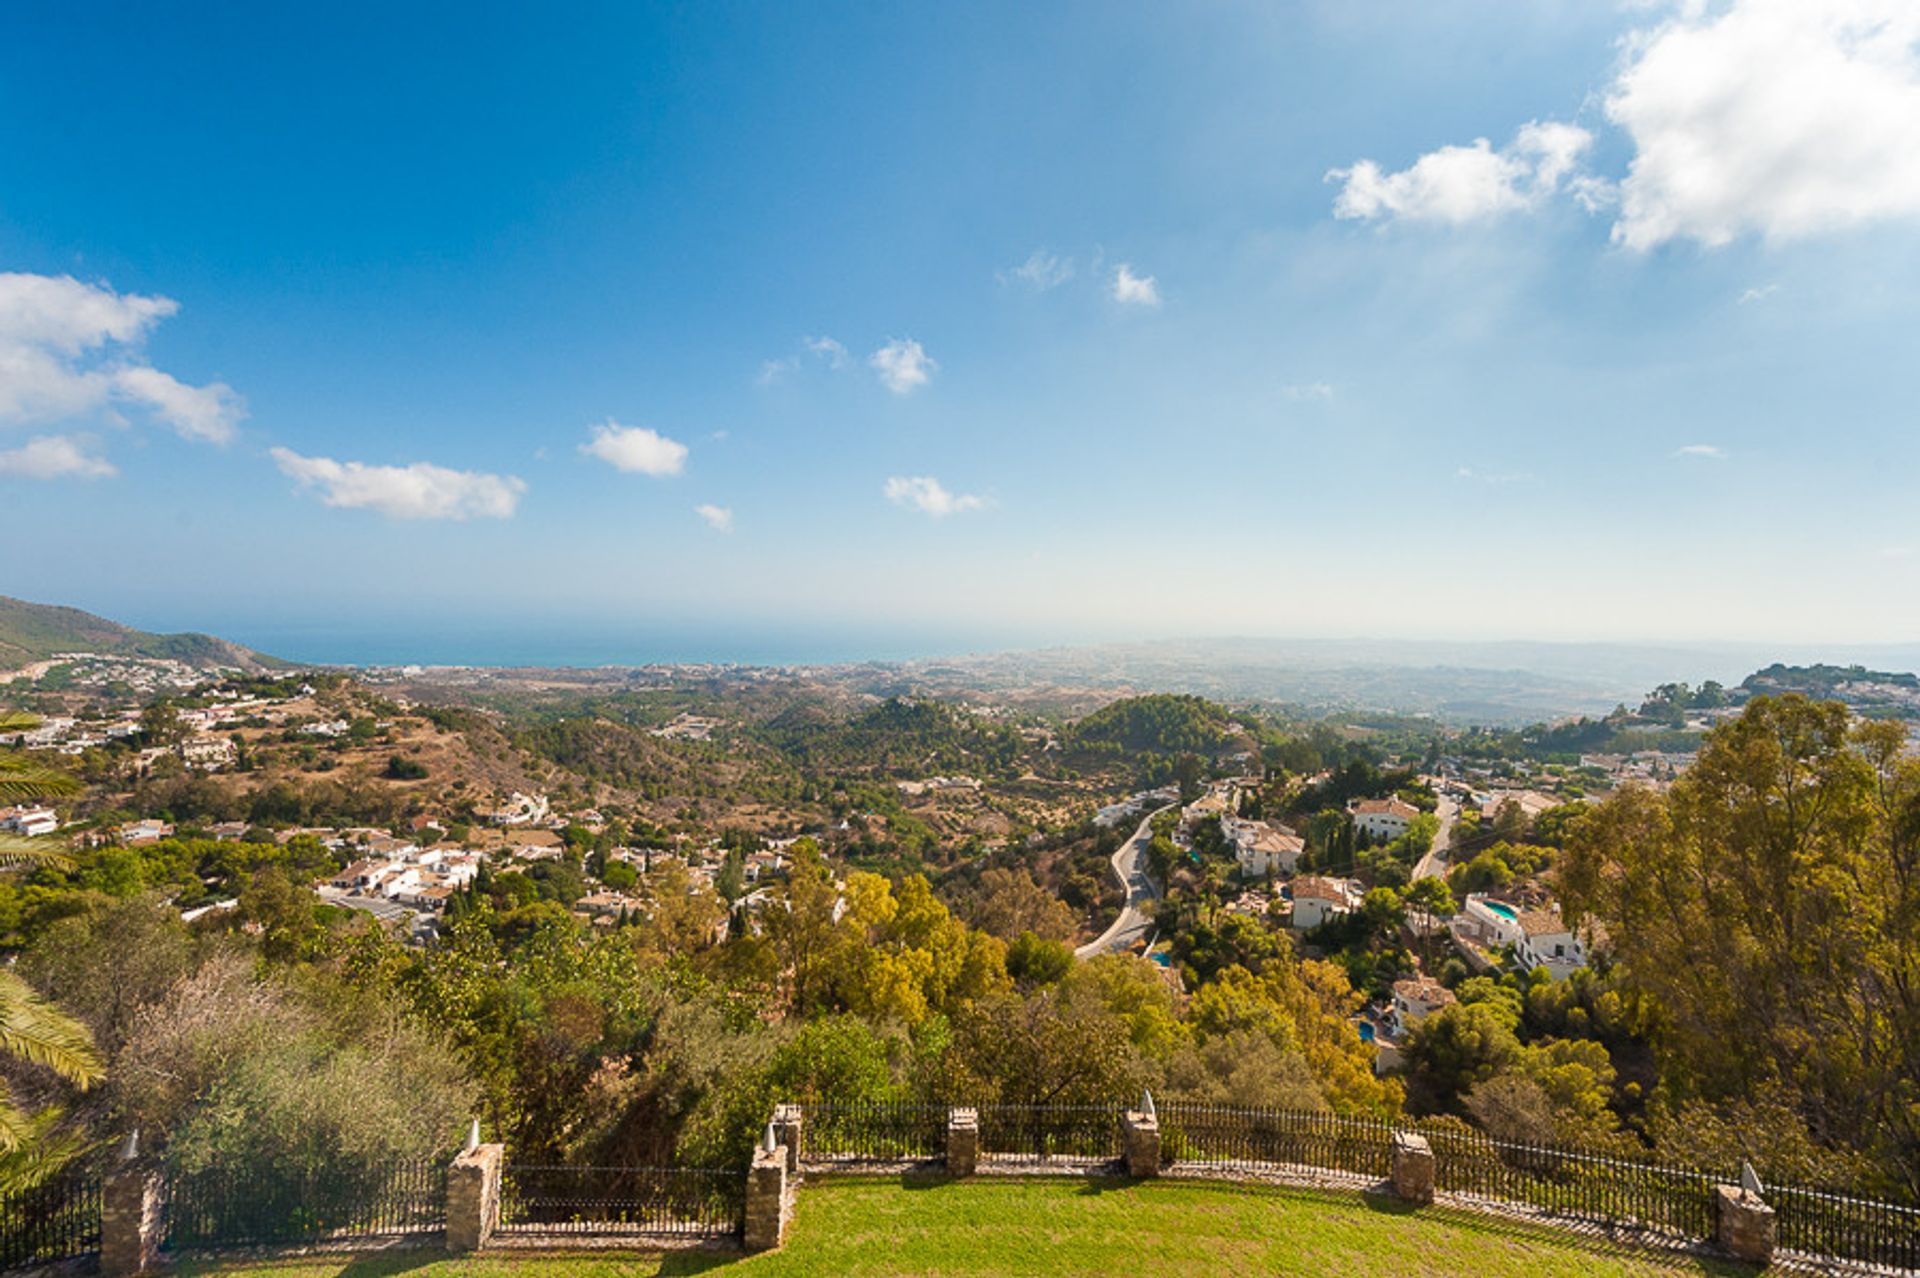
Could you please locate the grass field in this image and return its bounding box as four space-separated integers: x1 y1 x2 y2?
174 1176 1751 1278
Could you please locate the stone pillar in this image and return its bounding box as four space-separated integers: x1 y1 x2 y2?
745 1143 793 1252
1391 1132 1435 1205
1122 1110 1161 1178
1714 1185 1776 1265
446 1142 504 1253
947 1107 979 1176
100 1166 163 1277
772 1103 805 1175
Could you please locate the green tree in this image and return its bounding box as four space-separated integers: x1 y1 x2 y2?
1561 695 1920 1194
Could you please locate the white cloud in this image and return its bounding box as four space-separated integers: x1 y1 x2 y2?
1608 0 1920 250
0 272 244 445
271 447 524 520
1284 382 1335 401
884 475 985 517
1675 443 1727 458
1111 263 1162 306
1329 121 1595 225
803 335 848 367
760 336 849 385
695 503 734 533
0 434 116 480
111 366 243 443
999 250 1075 291
579 421 689 476
870 339 937 395
1738 284 1781 304
1327 2 1920 249
756 356 799 386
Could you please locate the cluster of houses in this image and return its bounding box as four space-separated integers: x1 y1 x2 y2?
1154 773 1595 1077
0 804 59 837
324 839 486 915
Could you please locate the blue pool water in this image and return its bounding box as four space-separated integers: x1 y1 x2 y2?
1484 900 1517 919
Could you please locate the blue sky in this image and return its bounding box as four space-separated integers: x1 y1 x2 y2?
5 1 1919 661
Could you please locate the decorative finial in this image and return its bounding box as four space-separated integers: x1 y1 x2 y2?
1140 1089 1156 1120
763 1122 779 1154
120 1128 140 1163
1740 1160 1763 1201
465 1117 481 1153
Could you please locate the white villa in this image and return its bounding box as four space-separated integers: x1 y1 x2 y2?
1349 796 1419 841
1224 817 1305 878
1289 875 1358 930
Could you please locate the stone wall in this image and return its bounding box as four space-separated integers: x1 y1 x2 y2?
1123 1111 1160 1178
1713 1185 1775 1265
99 1168 162 1277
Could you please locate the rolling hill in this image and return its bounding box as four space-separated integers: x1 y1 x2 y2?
0 595 283 672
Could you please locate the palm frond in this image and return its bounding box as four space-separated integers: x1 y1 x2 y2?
0 1107 85 1188
0 834 73 872
0 1098 28 1155
0 972 103 1089
0 756 80 802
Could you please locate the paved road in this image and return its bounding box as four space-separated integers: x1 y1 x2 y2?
1075 805 1174 958
1411 792 1459 882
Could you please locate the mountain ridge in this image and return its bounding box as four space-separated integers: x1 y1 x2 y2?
0 595 284 673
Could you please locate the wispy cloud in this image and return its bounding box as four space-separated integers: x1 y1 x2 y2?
870 339 937 395
580 421 689 476
0 433 116 480
0 271 245 448
271 447 524 520
1674 443 1727 459
999 250 1075 291
695 503 734 533
803 335 848 367
884 475 984 517
1284 382 1335 401
1111 263 1161 307
1456 465 1533 485
1738 284 1780 305
758 335 850 385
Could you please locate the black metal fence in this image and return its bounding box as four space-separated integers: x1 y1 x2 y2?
1426 1127 1718 1243
802 1102 948 1162
1769 1181 1920 1272
162 1158 447 1250
497 1165 744 1237
0 1168 100 1270
974 1104 1124 1165
1157 1102 1394 1180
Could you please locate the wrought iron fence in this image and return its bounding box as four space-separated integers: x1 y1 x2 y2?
162 1158 447 1250
0 1168 100 1270
497 1165 744 1237
1157 1102 1395 1180
976 1103 1123 1165
801 1102 948 1162
1427 1128 1718 1242
1769 1181 1920 1272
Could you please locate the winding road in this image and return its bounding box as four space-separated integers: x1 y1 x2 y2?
1411 792 1459 882
1075 804 1174 958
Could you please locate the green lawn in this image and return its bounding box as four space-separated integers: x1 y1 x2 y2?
177 1176 1751 1278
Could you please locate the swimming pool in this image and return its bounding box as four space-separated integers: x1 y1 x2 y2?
1483 900 1517 919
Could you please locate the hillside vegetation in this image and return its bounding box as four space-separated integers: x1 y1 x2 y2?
0 595 279 672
